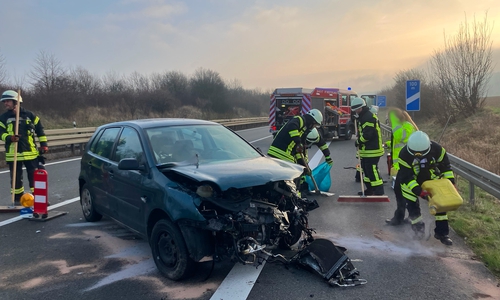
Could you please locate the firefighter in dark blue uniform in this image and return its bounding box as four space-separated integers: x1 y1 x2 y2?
0 90 48 204
267 109 324 167
351 97 385 196
397 131 454 245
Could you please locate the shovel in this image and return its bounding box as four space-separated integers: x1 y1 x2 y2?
300 153 335 197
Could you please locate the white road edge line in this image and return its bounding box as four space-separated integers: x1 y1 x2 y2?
0 197 80 227
0 158 82 174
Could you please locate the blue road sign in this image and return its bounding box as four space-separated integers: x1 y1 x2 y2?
377 95 387 107
406 80 420 111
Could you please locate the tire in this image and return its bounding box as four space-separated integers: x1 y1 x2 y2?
150 219 195 281
80 184 102 222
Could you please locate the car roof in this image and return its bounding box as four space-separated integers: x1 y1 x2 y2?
98 118 220 129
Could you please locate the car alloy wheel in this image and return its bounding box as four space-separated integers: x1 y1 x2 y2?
80 184 102 222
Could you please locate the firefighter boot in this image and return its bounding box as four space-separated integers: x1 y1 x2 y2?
14 192 24 206
434 234 453 246
358 189 374 196
411 221 425 240
385 218 403 226
372 185 385 196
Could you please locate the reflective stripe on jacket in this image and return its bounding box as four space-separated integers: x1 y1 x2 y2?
0 108 48 162
356 107 384 158
268 116 307 163
397 141 455 202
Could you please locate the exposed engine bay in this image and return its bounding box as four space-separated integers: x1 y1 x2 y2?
168 170 367 287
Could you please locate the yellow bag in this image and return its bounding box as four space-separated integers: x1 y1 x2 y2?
422 178 463 215
390 167 398 176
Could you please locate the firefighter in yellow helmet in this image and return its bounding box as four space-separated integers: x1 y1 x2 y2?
0 90 48 205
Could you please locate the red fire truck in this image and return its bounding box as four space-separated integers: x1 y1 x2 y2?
269 87 358 140
310 87 358 140
269 88 313 137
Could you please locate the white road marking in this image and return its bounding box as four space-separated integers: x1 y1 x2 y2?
249 136 273 143
0 197 79 227
0 157 81 174
210 261 267 300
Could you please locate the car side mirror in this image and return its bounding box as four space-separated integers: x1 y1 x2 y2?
118 158 146 171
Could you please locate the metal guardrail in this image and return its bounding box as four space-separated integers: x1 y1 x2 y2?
380 123 500 203
0 117 269 155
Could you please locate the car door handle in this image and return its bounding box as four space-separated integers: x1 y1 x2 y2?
141 196 147 203
109 169 114 178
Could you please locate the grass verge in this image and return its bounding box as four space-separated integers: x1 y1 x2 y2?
449 177 500 277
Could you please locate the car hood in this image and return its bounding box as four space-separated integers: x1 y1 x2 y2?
169 157 304 190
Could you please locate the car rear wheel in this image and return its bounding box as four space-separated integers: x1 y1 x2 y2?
151 219 195 281
80 184 102 222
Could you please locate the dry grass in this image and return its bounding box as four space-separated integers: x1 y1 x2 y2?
38 105 220 129
485 96 500 108
419 105 500 278
420 109 500 175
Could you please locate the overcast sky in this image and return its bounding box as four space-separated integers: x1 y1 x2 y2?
1 0 500 95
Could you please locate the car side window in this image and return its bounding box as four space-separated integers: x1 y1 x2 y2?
114 127 144 162
89 130 104 153
92 127 120 160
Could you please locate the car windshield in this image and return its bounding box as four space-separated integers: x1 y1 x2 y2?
146 124 262 165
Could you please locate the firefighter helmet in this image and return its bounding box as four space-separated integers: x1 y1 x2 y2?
350 97 366 110
369 105 379 115
20 193 34 208
407 131 431 156
306 128 320 144
306 109 323 125
1 90 22 103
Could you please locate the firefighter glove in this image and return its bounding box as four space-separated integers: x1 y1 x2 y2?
419 190 430 199
39 146 49 154
9 135 20 142
325 156 333 166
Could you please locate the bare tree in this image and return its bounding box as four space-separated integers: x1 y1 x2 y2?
29 50 66 95
69 66 102 96
430 13 494 118
127 71 151 93
190 68 228 114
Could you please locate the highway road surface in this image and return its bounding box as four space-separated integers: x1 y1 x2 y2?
1 126 499 300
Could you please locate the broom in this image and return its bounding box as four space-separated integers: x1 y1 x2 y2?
337 119 390 202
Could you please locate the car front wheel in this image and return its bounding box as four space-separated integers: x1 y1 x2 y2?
80 184 102 222
151 219 195 281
